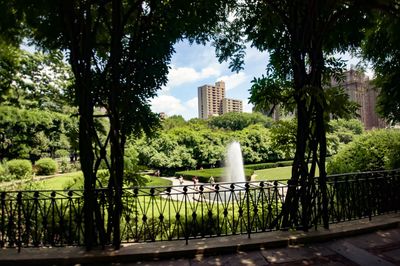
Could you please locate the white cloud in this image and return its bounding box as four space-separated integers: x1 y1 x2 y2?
216 72 247 91
186 97 198 110
151 95 199 120
151 95 186 115
167 65 221 88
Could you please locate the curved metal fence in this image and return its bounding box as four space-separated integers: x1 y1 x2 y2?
1 169 399 249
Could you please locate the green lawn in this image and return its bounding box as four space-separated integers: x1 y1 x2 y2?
254 164 320 183
20 172 172 191
23 172 84 190
254 166 291 182
144 175 172 187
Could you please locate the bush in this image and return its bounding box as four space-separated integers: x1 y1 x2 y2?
59 158 73 173
55 149 70 158
244 160 292 171
0 163 12 182
0 163 5 176
327 129 400 174
35 158 58 175
6 159 32 179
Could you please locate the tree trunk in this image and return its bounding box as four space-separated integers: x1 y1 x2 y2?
310 46 329 229
108 0 124 249
60 1 99 249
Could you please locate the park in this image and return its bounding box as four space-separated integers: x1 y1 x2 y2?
1 0 400 265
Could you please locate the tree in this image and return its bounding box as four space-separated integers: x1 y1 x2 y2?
362 2 400 124
162 115 187 130
234 124 278 163
0 46 73 112
18 0 234 249
270 119 297 160
215 0 374 230
327 129 400 174
208 112 273 130
0 106 74 162
328 119 364 144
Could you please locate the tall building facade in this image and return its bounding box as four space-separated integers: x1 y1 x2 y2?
222 98 243 114
333 69 386 129
198 81 243 119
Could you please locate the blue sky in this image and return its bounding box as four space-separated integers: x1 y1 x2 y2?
150 40 369 120
150 40 270 120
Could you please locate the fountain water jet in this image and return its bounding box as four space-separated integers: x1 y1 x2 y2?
223 141 246 183
190 141 245 203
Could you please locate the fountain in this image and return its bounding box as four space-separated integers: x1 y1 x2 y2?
189 141 246 202
223 141 246 183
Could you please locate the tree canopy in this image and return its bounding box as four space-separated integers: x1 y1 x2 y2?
208 112 273 131
8 0 236 249
362 3 400 124
0 46 73 112
213 0 383 230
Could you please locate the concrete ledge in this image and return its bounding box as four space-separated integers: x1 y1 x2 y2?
1 213 399 265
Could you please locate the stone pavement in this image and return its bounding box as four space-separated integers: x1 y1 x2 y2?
119 222 400 266
1 213 400 265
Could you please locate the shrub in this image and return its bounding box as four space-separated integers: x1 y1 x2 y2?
0 163 5 176
244 160 292 171
35 158 58 175
55 149 70 158
0 163 11 182
327 129 400 174
6 159 32 179
59 158 73 173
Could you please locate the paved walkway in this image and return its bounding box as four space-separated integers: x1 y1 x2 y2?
1 213 399 265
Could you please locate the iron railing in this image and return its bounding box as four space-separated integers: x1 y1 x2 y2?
1 169 399 249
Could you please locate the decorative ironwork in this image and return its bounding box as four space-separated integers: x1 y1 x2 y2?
1 169 399 249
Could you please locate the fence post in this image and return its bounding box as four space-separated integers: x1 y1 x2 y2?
245 182 251 239
274 181 279 230
183 186 188 245
1 192 5 248
17 192 22 252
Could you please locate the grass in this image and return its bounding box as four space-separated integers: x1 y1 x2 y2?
254 164 320 183
254 166 292 182
23 172 84 190
19 172 172 191
144 175 172 187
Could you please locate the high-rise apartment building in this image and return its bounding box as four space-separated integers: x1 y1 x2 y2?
222 98 243 114
198 81 243 119
333 69 386 129
198 81 225 119
263 70 386 129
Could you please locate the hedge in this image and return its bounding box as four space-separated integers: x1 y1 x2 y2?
244 160 292 171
